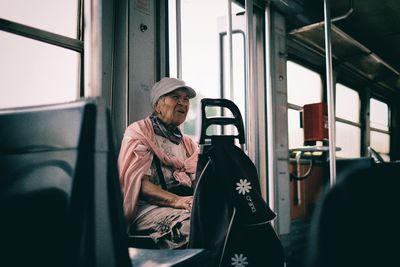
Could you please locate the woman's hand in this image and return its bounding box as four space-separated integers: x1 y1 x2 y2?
171 196 193 212
140 177 193 211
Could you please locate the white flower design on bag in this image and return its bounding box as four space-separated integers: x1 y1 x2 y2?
236 179 252 195
231 253 248 267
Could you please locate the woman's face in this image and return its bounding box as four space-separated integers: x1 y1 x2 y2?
155 88 190 127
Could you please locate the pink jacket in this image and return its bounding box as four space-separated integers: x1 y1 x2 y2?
118 117 199 224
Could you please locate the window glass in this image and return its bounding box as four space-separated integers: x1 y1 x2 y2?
0 0 79 38
287 61 322 148
336 121 361 158
336 83 360 123
288 109 304 148
168 0 177 79
169 0 245 139
370 98 389 131
0 31 80 109
287 61 322 107
222 32 246 134
370 131 390 155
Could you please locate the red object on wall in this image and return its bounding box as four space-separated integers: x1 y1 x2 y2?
302 103 328 143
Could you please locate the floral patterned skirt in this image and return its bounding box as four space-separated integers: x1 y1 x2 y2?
131 207 191 249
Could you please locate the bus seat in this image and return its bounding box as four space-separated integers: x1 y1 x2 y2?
323 157 374 184
305 162 400 267
336 157 374 180
0 100 96 267
0 99 207 267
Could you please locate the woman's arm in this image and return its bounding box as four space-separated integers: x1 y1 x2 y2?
140 175 193 211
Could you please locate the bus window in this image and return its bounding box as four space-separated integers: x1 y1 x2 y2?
0 0 82 109
335 83 361 158
370 98 390 161
0 32 80 109
370 98 389 131
287 61 322 148
168 0 245 139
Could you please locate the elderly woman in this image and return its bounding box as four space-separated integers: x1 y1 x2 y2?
118 77 199 249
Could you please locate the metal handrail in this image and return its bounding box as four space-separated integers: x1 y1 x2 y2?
324 0 337 186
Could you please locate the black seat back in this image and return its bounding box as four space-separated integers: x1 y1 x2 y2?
0 100 131 267
323 157 374 184
0 101 93 267
306 162 400 267
336 157 374 181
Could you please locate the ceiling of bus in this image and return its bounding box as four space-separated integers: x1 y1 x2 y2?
280 0 400 93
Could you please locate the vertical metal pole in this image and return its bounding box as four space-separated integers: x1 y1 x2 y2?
323 0 337 186
245 0 256 161
227 0 234 100
125 0 130 127
265 6 276 224
83 0 93 97
126 0 130 126
176 0 182 79
295 151 302 205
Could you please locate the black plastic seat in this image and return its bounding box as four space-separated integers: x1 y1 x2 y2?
323 157 374 184
0 100 99 267
306 162 400 267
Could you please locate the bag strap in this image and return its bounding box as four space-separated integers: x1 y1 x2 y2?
153 155 167 190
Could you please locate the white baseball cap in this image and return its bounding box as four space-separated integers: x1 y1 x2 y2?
150 77 196 107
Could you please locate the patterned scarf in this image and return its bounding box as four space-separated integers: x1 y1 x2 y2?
150 114 183 145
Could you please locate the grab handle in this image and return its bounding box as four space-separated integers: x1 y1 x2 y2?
199 98 245 145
